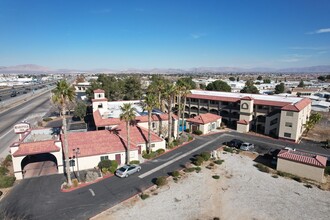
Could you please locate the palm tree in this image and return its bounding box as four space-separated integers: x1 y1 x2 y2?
175 84 183 139
52 79 75 186
164 83 177 144
181 86 191 132
120 103 137 164
143 93 158 154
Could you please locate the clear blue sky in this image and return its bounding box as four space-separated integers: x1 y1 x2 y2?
0 0 329 70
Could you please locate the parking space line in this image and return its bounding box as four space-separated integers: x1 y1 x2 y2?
89 189 95 196
138 136 221 179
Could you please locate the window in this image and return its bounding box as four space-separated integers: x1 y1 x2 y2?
270 118 278 125
100 156 109 161
286 111 294 117
98 103 103 108
284 132 291 138
190 98 197 102
212 122 216 129
241 103 249 109
152 122 156 129
222 102 228 106
285 122 292 127
210 100 218 105
98 94 101 98
151 144 156 148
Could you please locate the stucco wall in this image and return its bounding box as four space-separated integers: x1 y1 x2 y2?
137 140 166 153
237 123 249 133
277 158 325 182
137 118 178 139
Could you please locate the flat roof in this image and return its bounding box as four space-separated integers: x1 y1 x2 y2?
190 90 302 105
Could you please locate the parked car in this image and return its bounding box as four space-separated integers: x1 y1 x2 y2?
226 139 243 148
115 164 141 178
240 142 254 151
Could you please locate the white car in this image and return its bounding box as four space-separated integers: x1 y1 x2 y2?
240 143 254 151
115 164 141 178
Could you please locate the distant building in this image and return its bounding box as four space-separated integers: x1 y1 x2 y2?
183 90 311 142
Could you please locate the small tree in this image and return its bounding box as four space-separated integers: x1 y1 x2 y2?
229 76 235 81
257 76 262 80
275 83 285 94
297 80 305 88
74 101 87 120
304 112 322 136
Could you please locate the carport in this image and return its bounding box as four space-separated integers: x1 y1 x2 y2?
10 140 64 180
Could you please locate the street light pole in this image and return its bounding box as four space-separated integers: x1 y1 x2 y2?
73 148 80 181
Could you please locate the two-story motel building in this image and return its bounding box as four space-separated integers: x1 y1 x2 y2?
183 90 311 142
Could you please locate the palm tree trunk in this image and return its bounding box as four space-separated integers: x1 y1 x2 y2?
182 96 187 132
168 96 173 144
177 94 181 140
62 104 72 186
126 122 130 164
147 110 152 154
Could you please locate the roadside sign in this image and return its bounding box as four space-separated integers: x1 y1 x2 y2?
13 123 30 134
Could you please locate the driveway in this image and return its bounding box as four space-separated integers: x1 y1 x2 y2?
0 131 329 220
23 161 58 179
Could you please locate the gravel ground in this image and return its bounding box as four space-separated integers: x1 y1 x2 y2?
93 151 330 220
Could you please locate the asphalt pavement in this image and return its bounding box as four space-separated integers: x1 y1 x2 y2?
1 131 328 220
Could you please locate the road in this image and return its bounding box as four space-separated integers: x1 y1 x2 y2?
1 132 329 220
0 90 54 159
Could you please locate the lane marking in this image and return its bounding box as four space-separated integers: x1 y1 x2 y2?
152 152 181 162
138 136 221 179
89 188 95 196
0 128 13 140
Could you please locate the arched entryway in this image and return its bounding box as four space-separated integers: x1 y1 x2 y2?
21 153 58 179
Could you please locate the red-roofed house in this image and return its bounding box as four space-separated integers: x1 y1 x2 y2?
186 113 222 134
277 149 327 182
182 90 312 142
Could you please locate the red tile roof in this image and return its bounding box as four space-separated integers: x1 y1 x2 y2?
187 94 240 102
135 114 177 123
93 110 121 127
237 119 249 125
65 130 138 158
241 96 254 100
114 122 164 144
277 150 327 168
13 140 60 157
186 113 221 125
94 89 105 93
281 98 311 112
92 98 108 102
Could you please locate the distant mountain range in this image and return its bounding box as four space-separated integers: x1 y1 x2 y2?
0 64 330 74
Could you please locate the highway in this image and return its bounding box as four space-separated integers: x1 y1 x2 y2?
0 90 54 159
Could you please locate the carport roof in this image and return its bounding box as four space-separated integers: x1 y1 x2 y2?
13 140 60 157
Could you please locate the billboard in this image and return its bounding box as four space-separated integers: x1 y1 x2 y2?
14 123 30 134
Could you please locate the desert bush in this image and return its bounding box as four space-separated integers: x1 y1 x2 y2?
2 155 12 167
43 117 53 122
223 147 234 153
0 175 16 188
156 149 165 155
85 171 99 182
0 167 9 176
172 140 179 146
98 160 111 170
277 171 289 177
155 176 167 186
185 129 190 133
193 130 203 135
184 167 196 173
195 167 201 173
212 175 220 179
140 193 150 200
214 160 224 165
101 168 108 174
209 162 215 167
188 134 193 141
171 171 180 178
200 152 211 161
272 175 278 178
325 166 330 176
108 167 117 174
98 159 118 174
193 155 204 166
129 160 140 164
292 176 302 182
72 178 79 187
304 184 313 188
143 151 158 159
254 164 270 173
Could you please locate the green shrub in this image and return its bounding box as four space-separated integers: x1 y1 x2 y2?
98 159 118 174
325 166 330 176
171 171 180 178
292 176 302 182
140 193 150 200
143 151 157 159
209 162 215 167
193 130 203 135
200 152 211 161
0 167 9 176
156 149 165 155
193 155 204 166
254 164 270 173
223 147 234 153
212 175 220 179
155 176 167 186
0 175 16 188
42 117 53 122
272 175 278 178
185 129 190 133
184 167 196 173
188 135 193 141
172 140 179 146
109 167 117 174
2 155 12 167
72 178 79 187
129 160 140 164
277 171 289 177
101 168 108 174
195 167 201 173
214 160 224 165
98 160 112 169
304 184 313 188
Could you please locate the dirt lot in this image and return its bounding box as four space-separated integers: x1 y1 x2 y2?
92 151 330 220
305 111 330 142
